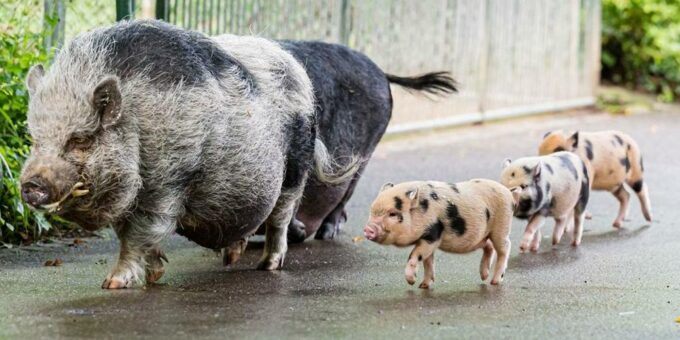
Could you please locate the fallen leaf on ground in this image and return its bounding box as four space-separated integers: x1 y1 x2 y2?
352 235 364 243
44 258 63 267
675 316 680 323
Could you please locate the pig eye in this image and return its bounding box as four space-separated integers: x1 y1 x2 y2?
66 136 93 151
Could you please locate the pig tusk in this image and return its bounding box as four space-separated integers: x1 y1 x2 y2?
40 182 89 212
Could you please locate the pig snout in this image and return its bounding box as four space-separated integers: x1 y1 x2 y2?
363 223 383 242
21 177 52 208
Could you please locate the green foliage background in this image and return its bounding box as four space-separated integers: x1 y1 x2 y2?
602 0 680 102
0 1 116 246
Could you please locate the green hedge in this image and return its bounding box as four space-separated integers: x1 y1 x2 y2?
602 0 680 102
0 2 64 246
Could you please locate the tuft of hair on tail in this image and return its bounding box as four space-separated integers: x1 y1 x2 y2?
313 138 362 185
386 71 458 96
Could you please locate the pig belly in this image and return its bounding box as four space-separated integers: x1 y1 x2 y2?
592 167 626 191
438 227 488 254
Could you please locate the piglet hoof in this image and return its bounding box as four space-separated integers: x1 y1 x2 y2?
571 240 581 247
612 220 623 229
490 278 501 285
480 271 489 281
585 211 593 220
530 244 540 253
518 243 529 253
256 253 285 271
418 281 433 289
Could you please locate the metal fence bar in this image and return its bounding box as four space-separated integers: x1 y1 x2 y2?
116 0 600 133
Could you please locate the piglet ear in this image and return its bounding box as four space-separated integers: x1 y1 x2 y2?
568 131 579 148
502 158 512 169
533 161 542 179
542 130 553 139
91 76 123 129
380 182 394 192
26 64 45 96
406 188 418 201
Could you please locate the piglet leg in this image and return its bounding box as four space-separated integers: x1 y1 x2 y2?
520 214 545 253
489 235 510 285
611 185 630 228
479 239 495 281
420 253 435 289
405 241 437 287
551 214 570 246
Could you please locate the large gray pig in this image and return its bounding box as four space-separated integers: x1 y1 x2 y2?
20 20 456 288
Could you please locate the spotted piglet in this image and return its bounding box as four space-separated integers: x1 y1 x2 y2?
539 130 652 227
363 180 513 288
501 152 590 252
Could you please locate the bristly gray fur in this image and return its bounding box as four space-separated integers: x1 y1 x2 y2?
22 20 353 285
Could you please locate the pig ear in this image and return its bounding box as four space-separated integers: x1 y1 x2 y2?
380 182 394 192
568 131 579 148
91 76 123 129
533 161 542 179
26 64 45 96
502 158 512 169
406 188 418 201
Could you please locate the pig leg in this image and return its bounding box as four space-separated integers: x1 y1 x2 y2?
611 184 630 228
420 253 436 289
551 214 570 246
103 208 178 289
315 166 364 240
629 180 653 222
519 214 545 253
489 234 510 285
572 210 586 246
530 229 542 252
479 239 495 281
144 246 168 284
405 241 437 287
222 238 248 266
257 185 305 270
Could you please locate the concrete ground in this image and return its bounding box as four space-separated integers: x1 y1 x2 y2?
1 109 679 339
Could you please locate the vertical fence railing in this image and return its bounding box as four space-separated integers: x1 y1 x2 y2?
114 0 601 133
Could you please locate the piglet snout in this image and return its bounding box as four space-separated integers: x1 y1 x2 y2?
363 224 380 242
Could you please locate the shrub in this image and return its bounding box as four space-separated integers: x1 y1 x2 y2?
0 1 65 246
602 0 680 102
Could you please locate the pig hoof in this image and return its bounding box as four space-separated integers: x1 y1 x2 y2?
418 281 432 289
145 268 165 284
256 253 285 271
223 239 248 266
314 221 338 240
287 219 307 244
405 275 416 286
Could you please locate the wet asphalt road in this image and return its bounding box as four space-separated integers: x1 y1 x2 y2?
1 110 679 339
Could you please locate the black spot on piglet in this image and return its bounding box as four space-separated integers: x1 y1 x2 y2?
446 203 467 236
420 198 429 212
631 180 644 193
394 197 403 211
485 208 491 221
421 220 444 243
430 192 439 200
620 157 630 173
